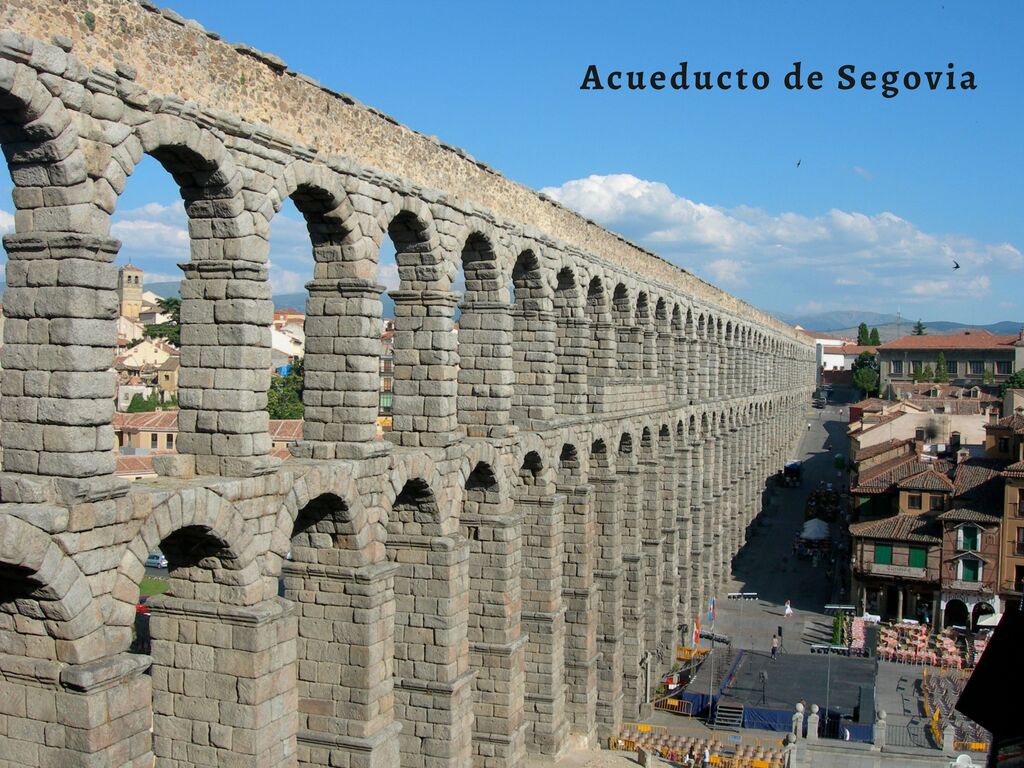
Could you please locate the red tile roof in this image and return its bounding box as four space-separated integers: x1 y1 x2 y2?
268 420 303 441
878 329 1018 350
115 454 155 475
849 513 941 543
896 468 954 492
854 438 913 463
822 345 877 356
112 411 179 431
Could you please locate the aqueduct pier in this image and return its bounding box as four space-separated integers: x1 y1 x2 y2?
0 2 815 766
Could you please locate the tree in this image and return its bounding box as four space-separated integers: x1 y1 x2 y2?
869 327 881 346
143 297 181 347
1000 368 1024 396
126 392 158 413
982 368 995 385
853 365 879 397
267 358 304 419
913 319 926 335
935 352 949 383
857 322 870 346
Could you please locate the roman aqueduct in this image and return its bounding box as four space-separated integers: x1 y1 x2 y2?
0 2 815 766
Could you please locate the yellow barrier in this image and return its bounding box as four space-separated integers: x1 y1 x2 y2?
677 646 711 662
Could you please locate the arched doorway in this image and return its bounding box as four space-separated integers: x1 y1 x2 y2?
971 601 994 632
943 599 968 629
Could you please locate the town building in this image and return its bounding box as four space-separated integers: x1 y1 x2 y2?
820 342 877 372
116 264 144 320
847 398 996 460
876 328 1024 393
989 413 1024 608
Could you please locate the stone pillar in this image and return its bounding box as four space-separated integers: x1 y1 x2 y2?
942 724 955 754
658 449 679 661
873 710 887 749
555 318 589 417
586 321 616 413
511 306 556 427
686 338 699 405
896 587 904 623
389 290 459 448
0 652 153 767
642 329 658 379
673 334 688 402
148 596 296 767
518 495 567 758
390 535 473 768
283 561 400 768
689 440 706 619
560 483 599 747
676 445 693 634
457 300 515 437
591 475 624 740
702 437 718 601
628 327 645 381
805 704 820 741
708 341 721 400
657 328 673 391
465 510 527 767
178 259 274 477
792 703 805 739
697 341 711 403
1 233 119 496
618 464 645 718
639 458 663 662
296 278 384 460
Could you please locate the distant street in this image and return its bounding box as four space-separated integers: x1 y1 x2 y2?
708 397 853 655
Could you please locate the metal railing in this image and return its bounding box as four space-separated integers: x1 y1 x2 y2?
885 722 938 750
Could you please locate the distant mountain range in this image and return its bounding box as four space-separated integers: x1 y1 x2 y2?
769 309 1023 341
147 283 398 318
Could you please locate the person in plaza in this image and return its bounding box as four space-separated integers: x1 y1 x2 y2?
784 599 794 619
703 744 711 766
771 633 779 660
683 748 696 767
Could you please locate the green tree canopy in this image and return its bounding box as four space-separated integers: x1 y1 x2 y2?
869 328 881 346
857 322 870 345
126 392 157 413
1000 368 1024 395
267 358 304 419
913 319 926 336
142 297 182 346
935 352 950 383
853 365 879 397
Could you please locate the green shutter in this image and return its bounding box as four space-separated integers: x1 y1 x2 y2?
962 559 980 582
962 526 979 550
874 544 893 565
909 547 927 569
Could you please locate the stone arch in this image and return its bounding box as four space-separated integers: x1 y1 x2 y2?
109 487 260 643
0 53 93 225
585 275 615 392
0 514 106 664
266 463 372 572
553 265 587 415
612 282 637 377
457 228 513 434
510 248 556 424
558 442 583 485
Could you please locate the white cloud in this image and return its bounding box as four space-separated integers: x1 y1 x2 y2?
270 267 307 294
540 174 1023 298
0 208 14 234
378 262 400 292
111 201 189 262
704 258 747 285
853 166 873 181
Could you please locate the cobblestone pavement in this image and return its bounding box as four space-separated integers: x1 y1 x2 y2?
526 749 639 767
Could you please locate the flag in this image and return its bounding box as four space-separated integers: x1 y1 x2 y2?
692 617 701 648
708 597 716 625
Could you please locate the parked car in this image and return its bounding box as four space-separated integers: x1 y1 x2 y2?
145 551 168 569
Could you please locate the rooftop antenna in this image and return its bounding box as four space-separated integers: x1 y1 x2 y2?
895 308 901 339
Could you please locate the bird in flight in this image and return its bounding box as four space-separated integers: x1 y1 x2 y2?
952 260 960 270
796 159 801 168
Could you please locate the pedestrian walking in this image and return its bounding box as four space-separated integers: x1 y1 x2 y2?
807 422 811 431
771 634 779 660
784 599 794 619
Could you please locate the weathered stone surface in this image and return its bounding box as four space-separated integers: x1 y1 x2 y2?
0 8 816 768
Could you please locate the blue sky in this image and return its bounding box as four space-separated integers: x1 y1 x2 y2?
2 0 1021 323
